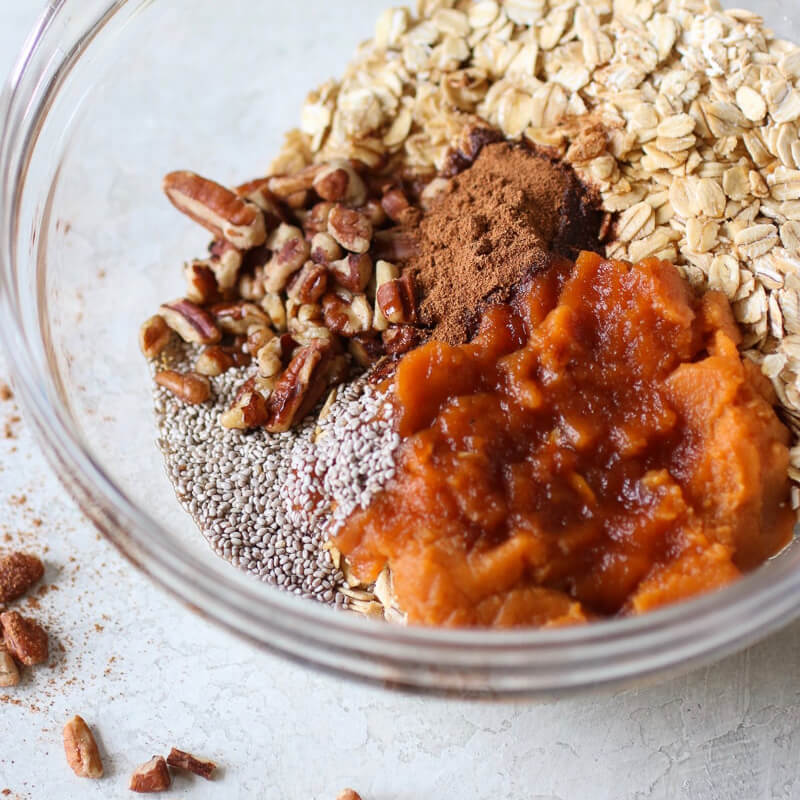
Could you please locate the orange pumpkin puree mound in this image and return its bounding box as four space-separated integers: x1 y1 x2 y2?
333 252 795 628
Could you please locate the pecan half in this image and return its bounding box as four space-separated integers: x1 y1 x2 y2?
163 171 266 250
159 300 221 345
195 346 250 377
154 371 211 404
328 206 373 254
287 261 329 304
322 292 373 337
166 748 217 780
183 261 220 305
383 324 424 355
139 316 172 359
63 716 104 779
310 232 343 265
130 756 171 793
265 340 345 433
330 253 372 293
0 644 20 688
0 611 48 666
0 552 44 604
263 224 310 293
376 273 418 325
210 301 271 335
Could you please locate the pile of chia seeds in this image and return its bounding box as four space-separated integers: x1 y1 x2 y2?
153 344 400 607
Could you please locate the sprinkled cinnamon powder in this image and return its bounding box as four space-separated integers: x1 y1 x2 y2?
409 141 604 345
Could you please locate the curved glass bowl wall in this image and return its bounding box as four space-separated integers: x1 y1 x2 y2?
2 0 800 697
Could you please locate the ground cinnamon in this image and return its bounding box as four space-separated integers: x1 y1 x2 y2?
409 141 603 344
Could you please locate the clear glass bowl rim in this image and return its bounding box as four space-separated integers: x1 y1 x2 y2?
2 0 800 697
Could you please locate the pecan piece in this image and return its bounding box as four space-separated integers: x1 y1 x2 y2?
381 187 421 226
235 178 285 229
0 644 20 688
195 346 250 377
256 337 283 378
330 253 372 293
419 177 450 211
210 301 271 335
0 552 44 603
322 292 373 337
310 232 343 265
287 261 329 304
328 205 373 254
383 324 424 355
337 790 363 800
166 748 217 780
265 340 345 433
220 376 272 430
372 260 400 331
357 198 388 227
154 371 211 404
349 334 385 367
0 611 48 666
129 756 171 793
264 224 310 293
246 325 277 355
159 300 221 345
139 316 172 359
63 716 104 779
183 261 220 305
207 239 243 290
267 163 325 198
261 292 287 331
163 171 266 250
312 160 367 206
373 228 418 261
302 202 336 237
376 273 418 325
442 123 504 177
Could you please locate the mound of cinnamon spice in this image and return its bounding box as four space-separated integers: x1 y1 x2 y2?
409 141 604 345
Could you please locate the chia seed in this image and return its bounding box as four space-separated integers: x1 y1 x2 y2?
152 342 399 606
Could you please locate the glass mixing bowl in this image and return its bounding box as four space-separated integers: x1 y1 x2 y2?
2 0 800 697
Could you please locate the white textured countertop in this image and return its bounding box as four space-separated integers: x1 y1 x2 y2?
2 4 800 800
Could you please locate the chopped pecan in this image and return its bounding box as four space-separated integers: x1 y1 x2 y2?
328 206 373 254
0 552 44 604
210 301 271 335
322 292 373 337
235 178 285 229
265 340 345 433
376 273 418 324
286 189 311 210
63 716 104 779
349 334 385 367
330 253 372 293
163 171 266 250
195 346 250 377
287 261 329 304
256 338 283 378
207 239 243 290
139 316 172 359
419 177 450 211
372 260 400 331
261 292 287 331
0 610 48 666
287 297 323 335
129 756 171 793
154 371 211 404
302 202 336 237
310 232 343 265
159 300 221 345
263 224 310 292
312 160 367 206
372 228 418 261
380 187 421 226
0 644 20 688
166 748 217 780
357 198 388 227
183 261 220 305
246 325 277 354
383 324 424 355
220 376 272 429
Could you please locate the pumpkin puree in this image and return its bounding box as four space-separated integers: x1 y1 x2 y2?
334 252 795 627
